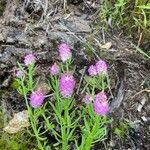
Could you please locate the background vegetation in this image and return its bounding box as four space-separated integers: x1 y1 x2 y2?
99 0 150 47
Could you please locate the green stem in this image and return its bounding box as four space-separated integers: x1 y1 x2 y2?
21 77 44 150
86 135 93 150
28 64 34 90
61 108 69 150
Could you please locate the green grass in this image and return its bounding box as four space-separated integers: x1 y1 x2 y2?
99 0 150 43
114 120 131 140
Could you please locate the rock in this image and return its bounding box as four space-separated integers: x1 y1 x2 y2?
0 75 11 88
48 31 77 46
0 46 31 66
59 17 92 33
35 82 51 95
3 110 30 134
137 97 146 112
109 80 125 113
31 34 48 48
67 17 92 33
6 37 15 43
0 33 5 42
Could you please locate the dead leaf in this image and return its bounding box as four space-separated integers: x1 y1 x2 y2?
100 42 112 50
35 82 51 94
4 110 30 134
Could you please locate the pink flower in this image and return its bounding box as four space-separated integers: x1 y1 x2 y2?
93 92 109 116
50 63 59 75
29 90 44 108
83 95 91 104
60 73 75 98
16 70 25 78
88 65 97 76
58 43 72 62
24 54 36 66
95 60 107 75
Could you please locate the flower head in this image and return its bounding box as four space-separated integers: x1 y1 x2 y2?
58 43 72 62
88 65 97 76
24 54 36 66
93 92 109 116
16 70 25 78
29 90 44 108
95 60 107 75
60 73 75 98
83 94 91 104
50 63 59 75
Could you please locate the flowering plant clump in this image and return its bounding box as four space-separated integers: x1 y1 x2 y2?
58 43 72 62
15 44 110 150
50 63 59 75
29 90 45 108
93 92 109 116
59 73 76 98
24 53 36 66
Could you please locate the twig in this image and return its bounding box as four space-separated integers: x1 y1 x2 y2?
131 88 150 99
76 66 87 94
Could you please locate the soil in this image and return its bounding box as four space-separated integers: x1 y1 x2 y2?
0 0 150 150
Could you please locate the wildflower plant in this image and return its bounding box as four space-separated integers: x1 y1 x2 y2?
15 43 110 150
15 54 46 149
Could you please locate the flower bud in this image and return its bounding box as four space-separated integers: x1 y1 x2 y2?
16 70 25 78
58 43 72 62
83 95 91 104
50 63 59 75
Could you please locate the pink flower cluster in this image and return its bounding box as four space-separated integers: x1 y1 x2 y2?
60 73 76 98
58 43 72 62
29 90 45 108
88 60 107 76
83 92 109 116
93 92 109 116
24 53 36 66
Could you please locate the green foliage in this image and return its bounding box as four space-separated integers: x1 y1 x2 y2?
0 111 36 150
84 74 109 91
114 120 130 139
76 104 110 150
16 56 110 149
99 0 150 41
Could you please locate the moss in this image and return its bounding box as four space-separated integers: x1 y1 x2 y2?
10 79 20 90
114 120 130 140
0 111 37 150
0 1 6 16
